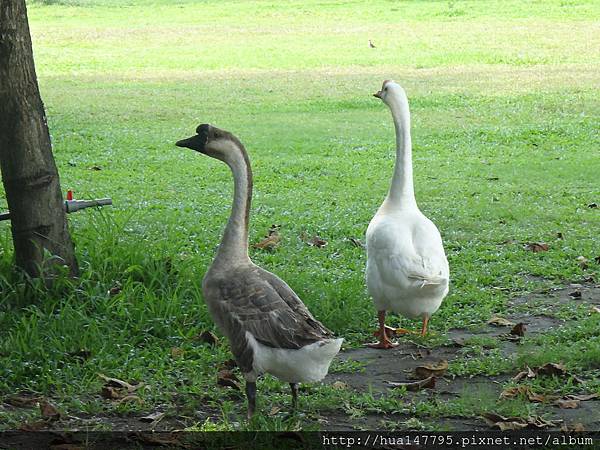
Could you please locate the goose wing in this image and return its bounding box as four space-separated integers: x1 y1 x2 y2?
368 214 449 289
208 265 333 371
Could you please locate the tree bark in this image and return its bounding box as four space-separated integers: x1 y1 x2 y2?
0 0 78 277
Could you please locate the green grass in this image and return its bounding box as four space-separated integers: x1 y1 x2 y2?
1 0 599 431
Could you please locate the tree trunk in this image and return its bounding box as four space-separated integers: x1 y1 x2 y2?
0 0 78 277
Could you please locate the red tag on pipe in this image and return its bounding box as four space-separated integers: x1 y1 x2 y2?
67 190 73 201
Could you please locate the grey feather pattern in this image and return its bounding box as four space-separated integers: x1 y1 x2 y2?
203 264 334 373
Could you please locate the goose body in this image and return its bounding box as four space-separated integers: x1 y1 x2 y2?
367 81 449 348
176 124 342 416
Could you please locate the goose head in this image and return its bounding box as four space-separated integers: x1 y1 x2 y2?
373 80 406 106
176 124 242 163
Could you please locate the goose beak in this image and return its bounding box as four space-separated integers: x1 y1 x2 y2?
176 125 209 153
373 91 382 99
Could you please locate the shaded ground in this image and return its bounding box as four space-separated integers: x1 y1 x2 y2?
323 282 600 431
2 283 599 439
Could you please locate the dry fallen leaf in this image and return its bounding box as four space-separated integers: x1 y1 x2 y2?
513 366 537 382
108 283 122 296
482 413 528 431
482 413 558 430
414 360 448 379
488 316 515 327
140 411 165 423
561 422 586 432
537 362 568 377
387 376 436 391
6 393 41 408
252 233 281 251
98 374 143 400
268 406 282 416
217 369 241 390
331 381 348 390
218 358 237 370
576 256 589 269
307 235 327 248
555 399 580 409
565 393 599 401
524 242 549 253
40 400 60 421
195 330 219 346
348 237 365 248
171 347 185 359
510 322 527 337
500 386 546 403
116 395 143 405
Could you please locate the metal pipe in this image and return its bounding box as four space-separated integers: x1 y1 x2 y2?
0 198 112 221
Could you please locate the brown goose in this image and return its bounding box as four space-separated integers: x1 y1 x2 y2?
176 124 343 418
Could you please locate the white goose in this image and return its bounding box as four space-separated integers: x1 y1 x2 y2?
366 81 449 349
176 124 343 417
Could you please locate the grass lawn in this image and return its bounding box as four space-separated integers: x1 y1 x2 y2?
1 0 599 432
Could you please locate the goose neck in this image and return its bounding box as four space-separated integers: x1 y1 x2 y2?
214 146 252 265
386 97 416 209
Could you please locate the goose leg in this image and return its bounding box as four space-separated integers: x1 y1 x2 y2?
367 310 398 349
421 315 429 337
290 383 298 410
246 381 256 419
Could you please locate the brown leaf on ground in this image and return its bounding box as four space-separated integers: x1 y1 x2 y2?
561 422 586 432
217 369 241 390
5 393 41 408
348 237 365 248
513 366 536 382
40 400 60 421
195 330 219 346
565 393 599 401
67 349 92 362
332 381 348 390
414 360 448 379
268 406 282 416
536 362 568 376
306 235 328 248
218 358 237 370
387 376 436 391
482 413 558 430
555 399 580 409
108 283 122 296
99 374 143 400
524 242 549 253
487 316 514 327
481 413 528 431
510 322 527 337
500 386 546 403
171 347 185 359
140 411 165 423
252 233 281 251
98 374 141 392
576 256 589 269
116 395 143 405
